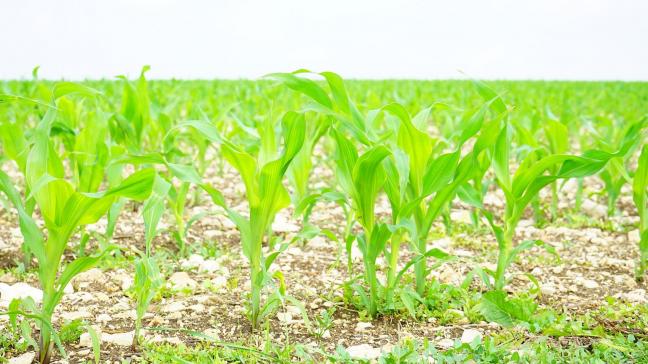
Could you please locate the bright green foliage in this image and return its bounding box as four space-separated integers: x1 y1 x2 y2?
634 144 648 279
597 120 645 217
481 117 643 292
0 84 155 364
1 72 648 360
382 102 485 299
331 130 392 316
203 111 306 328
133 174 171 346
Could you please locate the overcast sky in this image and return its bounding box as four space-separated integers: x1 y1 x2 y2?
2 0 647 80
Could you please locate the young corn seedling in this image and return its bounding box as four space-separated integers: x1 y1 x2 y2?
202 111 306 329
132 174 170 347
480 119 643 292
331 128 392 317
634 144 648 279
381 102 491 298
596 120 645 217
287 113 331 211
0 88 155 363
542 119 569 221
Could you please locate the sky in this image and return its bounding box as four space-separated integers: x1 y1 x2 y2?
2 0 647 80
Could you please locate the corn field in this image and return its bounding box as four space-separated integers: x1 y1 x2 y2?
0 69 647 363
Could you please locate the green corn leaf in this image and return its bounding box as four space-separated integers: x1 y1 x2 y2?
352 146 391 232
266 72 332 109
473 80 507 115
0 170 46 265
384 103 434 194
544 119 569 154
85 324 101 364
143 175 172 253
222 144 258 204
331 128 359 196
52 82 102 100
422 151 461 196
634 145 648 227
493 123 511 189
319 71 351 115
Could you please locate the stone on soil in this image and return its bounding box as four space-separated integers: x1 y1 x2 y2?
80 331 134 347
169 272 197 290
0 282 43 308
461 329 482 344
346 343 381 360
8 352 35 364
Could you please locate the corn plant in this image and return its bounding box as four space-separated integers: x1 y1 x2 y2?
0 84 155 363
381 102 494 299
132 174 170 347
330 127 392 317
634 144 648 279
480 120 643 291
202 111 306 328
596 120 645 217
542 119 568 221
287 113 331 210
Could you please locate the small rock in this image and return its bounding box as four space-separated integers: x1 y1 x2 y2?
199 259 220 273
309 236 329 248
540 283 556 296
286 305 301 315
619 289 647 303
189 303 205 313
355 322 373 332
61 282 73 294
583 279 599 289
439 266 460 285
163 302 186 313
81 331 134 347
96 313 112 323
0 272 17 283
437 338 455 349
582 200 607 219
461 329 482 344
431 237 452 250
203 328 220 339
204 229 220 240
450 210 472 224
351 245 363 262
8 352 35 364
113 309 136 320
61 309 91 321
105 331 135 346
73 268 104 287
168 272 197 290
210 276 227 289
346 343 381 360
277 311 292 324
181 254 205 270
79 333 94 347
0 283 43 307
272 215 300 233
454 249 473 257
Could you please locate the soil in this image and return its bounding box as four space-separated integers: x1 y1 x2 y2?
0 161 646 363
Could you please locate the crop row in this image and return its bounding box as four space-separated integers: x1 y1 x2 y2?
0 68 646 363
